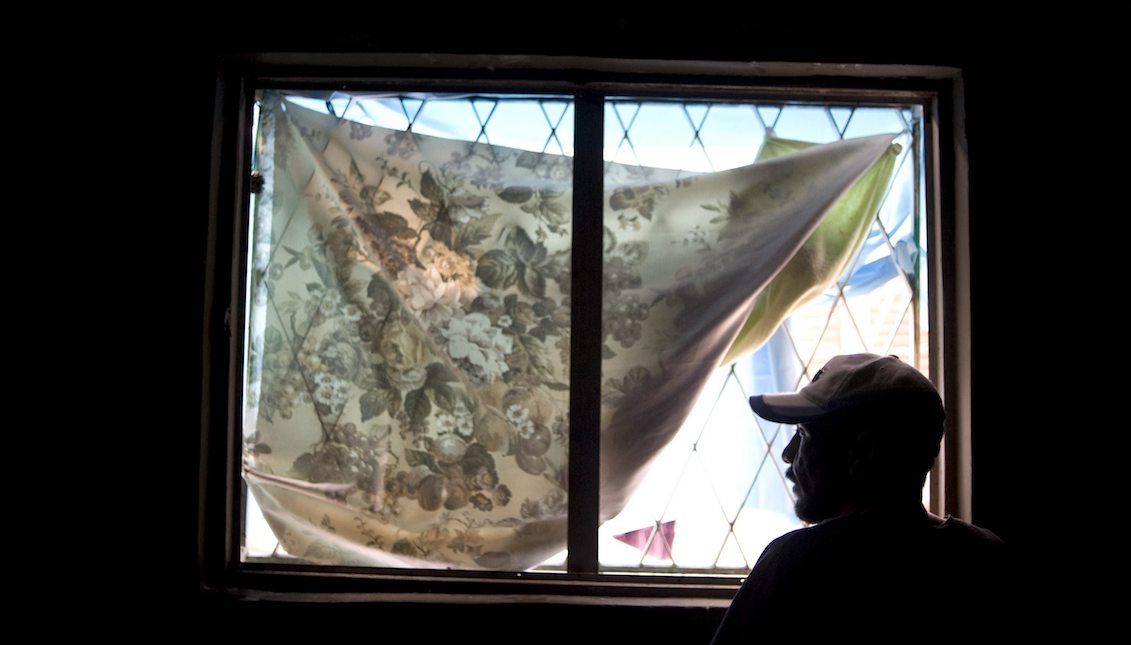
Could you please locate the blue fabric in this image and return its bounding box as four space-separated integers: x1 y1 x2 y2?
740 327 802 516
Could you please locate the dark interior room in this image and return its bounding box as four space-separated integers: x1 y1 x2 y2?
139 35 1051 638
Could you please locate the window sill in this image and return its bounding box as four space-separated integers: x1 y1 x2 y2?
207 565 742 607
206 586 735 608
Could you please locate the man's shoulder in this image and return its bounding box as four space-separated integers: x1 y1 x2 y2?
931 516 1007 566
758 517 860 560
764 513 894 546
938 515 1005 545
762 513 1005 561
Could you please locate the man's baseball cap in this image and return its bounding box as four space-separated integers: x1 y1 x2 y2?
748 353 943 424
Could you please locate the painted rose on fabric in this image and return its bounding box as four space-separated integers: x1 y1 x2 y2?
377 315 429 372
386 365 427 393
394 265 464 327
318 332 365 383
419 243 479 305
442 312 513 383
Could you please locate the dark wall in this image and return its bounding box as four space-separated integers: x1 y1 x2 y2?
152 38 1034 632
197 597 726 640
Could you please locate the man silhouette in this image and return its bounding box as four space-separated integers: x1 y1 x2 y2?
710 353 1006 641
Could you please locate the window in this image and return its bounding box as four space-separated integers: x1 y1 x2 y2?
202 54 968 600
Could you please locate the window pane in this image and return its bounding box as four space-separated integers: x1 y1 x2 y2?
242 91 573 570
598 99 926 573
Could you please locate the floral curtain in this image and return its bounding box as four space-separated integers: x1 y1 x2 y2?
244 93 896 569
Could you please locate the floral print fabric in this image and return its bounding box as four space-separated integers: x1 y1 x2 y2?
244 93 895 569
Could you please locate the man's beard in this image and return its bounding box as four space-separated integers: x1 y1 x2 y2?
791 483 842 524
794 495 834 524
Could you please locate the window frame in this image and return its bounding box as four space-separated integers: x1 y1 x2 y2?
199 53 969 603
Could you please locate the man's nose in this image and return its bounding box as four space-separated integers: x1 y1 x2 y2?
782 431 799 463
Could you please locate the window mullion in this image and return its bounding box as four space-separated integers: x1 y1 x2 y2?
567 92 604 574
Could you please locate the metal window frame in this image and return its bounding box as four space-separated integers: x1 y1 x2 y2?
200 53 968 604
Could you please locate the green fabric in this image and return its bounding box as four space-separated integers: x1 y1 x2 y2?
720 136 900 366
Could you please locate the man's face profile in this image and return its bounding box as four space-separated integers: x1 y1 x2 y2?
782 419 855 523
